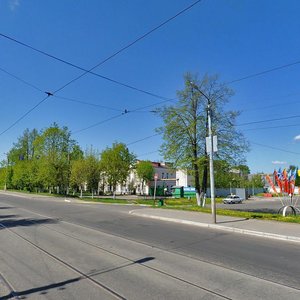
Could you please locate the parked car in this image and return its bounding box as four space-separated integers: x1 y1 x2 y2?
223 194 244 204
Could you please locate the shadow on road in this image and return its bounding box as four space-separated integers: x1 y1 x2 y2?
0 218 58 229
233 208 278 214
1 277 81 299
217 218 249 224
0 215 18 219
1 257 156 299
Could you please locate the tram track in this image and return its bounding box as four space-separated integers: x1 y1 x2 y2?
0 203 299 299
0 222 126 300
0 219 233 300
15 205 300 292
0 271 20 300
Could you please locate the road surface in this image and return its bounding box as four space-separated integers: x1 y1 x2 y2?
0 192 299 299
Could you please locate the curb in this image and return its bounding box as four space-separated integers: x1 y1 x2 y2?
129 211 300 244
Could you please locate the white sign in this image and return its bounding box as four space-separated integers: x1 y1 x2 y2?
206 136 218 154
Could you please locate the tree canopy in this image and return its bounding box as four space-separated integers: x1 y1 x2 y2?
100 142 136 194
157 73 249 201
136 160 154 194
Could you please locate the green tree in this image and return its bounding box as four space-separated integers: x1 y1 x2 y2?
100 142 135 195
157 73 249 204
250 174 264 188
8 128 39 164
34 123 82 194
84 149 100 197
136 160 154 195
70 159 87 197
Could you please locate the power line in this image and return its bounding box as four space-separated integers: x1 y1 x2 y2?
0 63 172 135
71 113 125 134
72 97 172 134
243 123 300 132
0 1 201 135
0 65 136 112
126 133 160 146
0 95 50 136
0 66 44 93
250 141 300 155
0 32 172 101
237 114 300 126
240 91 300 112
228 60 300 85
0 1 201 98
136 150 160 158
54 95 123 112
49 0 203 94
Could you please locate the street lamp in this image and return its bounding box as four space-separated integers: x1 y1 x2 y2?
190 82 216 224
3 153 8 191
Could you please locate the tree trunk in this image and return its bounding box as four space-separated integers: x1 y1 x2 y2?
193 161 201 206
201 155 209 195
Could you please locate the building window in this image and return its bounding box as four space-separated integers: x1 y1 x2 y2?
166 173 169 179
162 172 164 179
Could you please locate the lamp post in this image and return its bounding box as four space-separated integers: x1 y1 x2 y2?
4 153 8 191
190 82 216 223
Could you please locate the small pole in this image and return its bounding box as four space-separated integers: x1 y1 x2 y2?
189 81 216 223
153 175 157 206
207 103 216 224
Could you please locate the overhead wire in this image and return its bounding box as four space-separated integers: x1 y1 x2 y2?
250 141 300 155
237 114 300 126
72 97 171 134
0 30 171 101
0 65 124 112
0 1 201 136
0 63 171 137
136 150 160 158
3 0 300 150
0 0 202 97
54 95 123 112
227 60 300 85
126 133 160 146
243 123 300 132
0 66 44 93
0 95 50 136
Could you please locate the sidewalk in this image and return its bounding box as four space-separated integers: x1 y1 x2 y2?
129 208 300 243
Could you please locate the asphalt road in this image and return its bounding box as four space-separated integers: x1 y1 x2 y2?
0 192 299 299
217 196 295 213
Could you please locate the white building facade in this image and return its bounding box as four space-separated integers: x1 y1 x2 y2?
105 161 192 196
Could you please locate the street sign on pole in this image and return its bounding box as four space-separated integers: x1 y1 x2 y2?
153 173 158 205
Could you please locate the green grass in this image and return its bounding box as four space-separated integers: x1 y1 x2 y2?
162 204 300 223
80 197 152 205
2 189 299 223
4 189 78 198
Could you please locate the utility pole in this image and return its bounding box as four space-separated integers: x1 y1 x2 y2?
190 82 216 223
4 153 8 191
207 102 216 223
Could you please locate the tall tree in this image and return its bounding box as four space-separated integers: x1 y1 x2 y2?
100 142 135 195
8 128 39 163
70 159 87 198
34 123 81 193
157 73 249 204
136 160 154 195
84 149 100 196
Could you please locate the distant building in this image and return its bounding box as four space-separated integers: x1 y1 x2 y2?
102 161 192 196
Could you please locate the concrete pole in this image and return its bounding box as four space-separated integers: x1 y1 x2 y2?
207 103 216 224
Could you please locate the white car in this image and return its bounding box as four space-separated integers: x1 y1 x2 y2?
223 194 243 204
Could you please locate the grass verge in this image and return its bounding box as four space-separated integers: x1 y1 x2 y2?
162 204 300 223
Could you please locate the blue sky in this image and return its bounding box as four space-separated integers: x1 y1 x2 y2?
1 0 300 173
